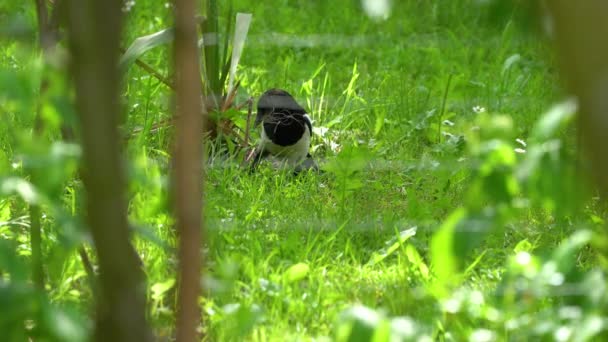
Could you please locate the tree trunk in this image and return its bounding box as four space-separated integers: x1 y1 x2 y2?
173 0 206 340
546 1 608 193
64 0 152 341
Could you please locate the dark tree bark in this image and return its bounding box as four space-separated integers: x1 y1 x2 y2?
173 0 206 340
546 1 608 193
64 0 152 341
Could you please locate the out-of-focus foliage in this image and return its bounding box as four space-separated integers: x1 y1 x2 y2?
1 0 605 340
335 97 607 340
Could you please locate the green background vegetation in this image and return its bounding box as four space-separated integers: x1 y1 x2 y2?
1 0 607 340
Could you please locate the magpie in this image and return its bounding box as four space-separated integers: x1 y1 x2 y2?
249 88 318 173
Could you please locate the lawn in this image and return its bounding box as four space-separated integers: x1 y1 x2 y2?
1 0 606 341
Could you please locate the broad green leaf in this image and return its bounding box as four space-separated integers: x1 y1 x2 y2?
371 320 391 342
119 28 174 73
323 146 370 177
283 262 310 283
430 207 467 294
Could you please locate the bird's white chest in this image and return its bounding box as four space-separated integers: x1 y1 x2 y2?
259 125 311 164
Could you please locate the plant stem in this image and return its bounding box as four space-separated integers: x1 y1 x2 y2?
438 73 453 143
174 0 206 339
29 205 44 290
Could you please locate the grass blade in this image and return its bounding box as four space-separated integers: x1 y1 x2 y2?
119 28 174 73
227 13 252 95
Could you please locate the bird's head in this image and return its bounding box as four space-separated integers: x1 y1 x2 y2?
255 88 306 126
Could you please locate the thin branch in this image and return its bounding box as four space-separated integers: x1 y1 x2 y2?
243 97 253 148
29 205 44 290
120 47 175 89
241 97 254 166
220 79 240 112
173 0 206 340
78 246 97 294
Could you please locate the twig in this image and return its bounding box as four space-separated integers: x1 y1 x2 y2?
220 79 240 112
78 246 97 294
120 47 175 89
241 97 255 166
243 97 253 148
29 205 44 290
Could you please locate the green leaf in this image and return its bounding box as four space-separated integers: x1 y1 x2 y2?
0 177 40 204
430 207 467 294
551 230 592 275
463 249 487 276
373 109 385 137
390 317 420 340
283 262 310 283
41 304 88 342
502 53 521 75
323 146 370 177
531 98 577 142
151 278 176 301
575 315 604 342
220 303 264 339
336 305 383 342
367 227 417 265
119 28 174 73
405 244 429 279
513 239 534 253
131 224 174 252
371 320 391 342
220 2 235 75
226 13 252 94
0 239 28 282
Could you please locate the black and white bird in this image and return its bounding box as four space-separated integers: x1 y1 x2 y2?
249 88 318 173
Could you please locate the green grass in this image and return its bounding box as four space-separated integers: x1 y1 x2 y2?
2 0 607 341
